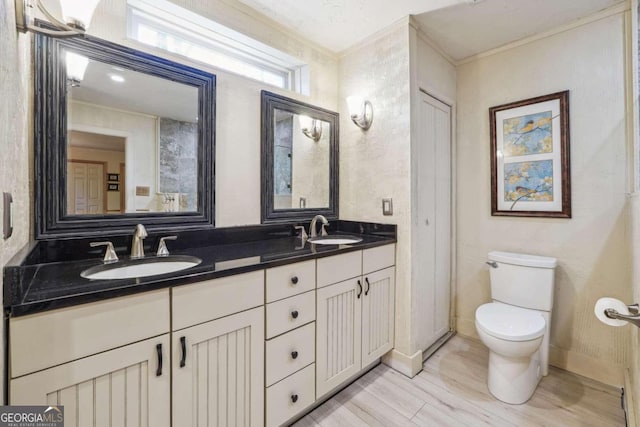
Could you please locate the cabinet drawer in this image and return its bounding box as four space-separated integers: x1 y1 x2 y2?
266 259 316 303
266 290 315 339
172 270 264 331
11 289 169 378
266 322 315 386
266 363 315 427
317 251 362 288
363 244 395 274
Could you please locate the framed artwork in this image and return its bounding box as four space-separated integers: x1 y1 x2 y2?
107 183 119 191
490 91 571 218
107 173 119 182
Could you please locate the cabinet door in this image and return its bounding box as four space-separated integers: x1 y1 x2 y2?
173 307 264 427
10 335 170 427
362 267 396 367
316 277 362 398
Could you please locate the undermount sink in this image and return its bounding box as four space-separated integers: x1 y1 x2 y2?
308 235 363 245
81 255 202 280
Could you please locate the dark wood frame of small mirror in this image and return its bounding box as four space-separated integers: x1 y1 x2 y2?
34 31 216 239
261 90 339 223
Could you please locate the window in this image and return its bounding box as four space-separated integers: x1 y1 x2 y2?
127 0 309 93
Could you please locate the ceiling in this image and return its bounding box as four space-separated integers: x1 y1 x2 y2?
414 0 624 61
70 59 198 123
237 0 623 58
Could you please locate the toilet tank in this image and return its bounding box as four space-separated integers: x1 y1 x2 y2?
488 251 557 311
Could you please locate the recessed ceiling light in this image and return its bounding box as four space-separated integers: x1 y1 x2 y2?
110 74 125 83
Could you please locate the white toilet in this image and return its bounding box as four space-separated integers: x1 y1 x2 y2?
475 251 557 404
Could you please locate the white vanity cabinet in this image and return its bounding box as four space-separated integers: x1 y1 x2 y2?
264 260 317 427
9 290 172 427
316 244 396 398
171 271 265 427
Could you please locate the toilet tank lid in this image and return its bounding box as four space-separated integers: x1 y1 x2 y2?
488 251 557 269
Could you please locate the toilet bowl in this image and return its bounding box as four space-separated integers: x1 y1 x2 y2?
475 251 557 405
476 302 545 404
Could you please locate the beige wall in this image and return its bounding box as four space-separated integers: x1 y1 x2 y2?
456 12 632 386
631 194 640 419
339 23 413 357
0 0 32 404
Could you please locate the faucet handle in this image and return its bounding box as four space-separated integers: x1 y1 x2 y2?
90 241 119 263
157 236 178 257
294 226 308 241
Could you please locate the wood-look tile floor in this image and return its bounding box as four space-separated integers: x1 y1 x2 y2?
294 335 626 426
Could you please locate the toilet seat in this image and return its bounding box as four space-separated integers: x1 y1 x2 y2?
476 302 545 342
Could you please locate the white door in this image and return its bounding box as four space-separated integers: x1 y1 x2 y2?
415 92 452 351
10 335 170 427
361 267 395 367
67 162 104 214
316 277 362 398
172 307 264 427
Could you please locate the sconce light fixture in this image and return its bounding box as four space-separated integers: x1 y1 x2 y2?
346 95 373 130
298 115 323 142
15 0 101 36
66 51 89 87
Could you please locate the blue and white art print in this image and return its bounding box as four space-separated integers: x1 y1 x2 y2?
491 91 571 217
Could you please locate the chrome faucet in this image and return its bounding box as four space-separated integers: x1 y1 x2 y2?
131 224 148 259
309 215 329 238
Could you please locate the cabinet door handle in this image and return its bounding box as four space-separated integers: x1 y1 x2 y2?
291 276 299 285
291 310 299 319
156 343 163 377
291 350 299 360
365 277 370 296
357 280 362 299
291 394 299 403
179 336 186 368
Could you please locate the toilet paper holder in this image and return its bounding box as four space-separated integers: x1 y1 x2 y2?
605 304 640 328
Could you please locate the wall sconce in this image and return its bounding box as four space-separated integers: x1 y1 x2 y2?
346 95 373 130
66 51 88 87
298 115 322 142
15 0 101 36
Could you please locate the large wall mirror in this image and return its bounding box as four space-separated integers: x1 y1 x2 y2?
261 91 338 223
35 32 215 238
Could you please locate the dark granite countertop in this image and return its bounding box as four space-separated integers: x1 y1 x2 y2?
4 220 396 316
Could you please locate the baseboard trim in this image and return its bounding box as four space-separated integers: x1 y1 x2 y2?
625 368 637 427
382 348 423 378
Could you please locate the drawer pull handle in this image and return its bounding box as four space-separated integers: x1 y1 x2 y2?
156 343 163 377
179 336 186 368
365 277 370 296
291 351 299 359
291 394 299 403
291 276 299 285
357 280 362 299
291 310 299 319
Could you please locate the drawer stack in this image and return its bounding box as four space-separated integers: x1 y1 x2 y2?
264 260 316 427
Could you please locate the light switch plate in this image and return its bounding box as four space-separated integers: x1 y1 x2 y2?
382 198 393 216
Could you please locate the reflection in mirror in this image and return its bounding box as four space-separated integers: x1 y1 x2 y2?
273 109 330 210
65 52 199 215
261 90 338 223
35 32 215 238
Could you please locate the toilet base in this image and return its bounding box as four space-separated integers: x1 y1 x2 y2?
487 349 541 404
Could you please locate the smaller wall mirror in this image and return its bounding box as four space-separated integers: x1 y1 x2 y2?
261 91 338 223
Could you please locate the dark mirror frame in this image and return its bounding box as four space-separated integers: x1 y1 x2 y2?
35 31 216 239
261 91 339 224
